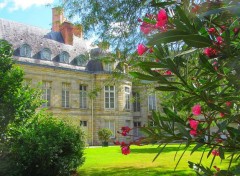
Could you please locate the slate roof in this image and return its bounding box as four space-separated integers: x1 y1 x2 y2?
0 18 105 73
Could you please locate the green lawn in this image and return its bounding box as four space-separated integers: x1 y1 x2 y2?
77 144 235 176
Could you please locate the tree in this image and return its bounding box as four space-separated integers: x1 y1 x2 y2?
57 0 177 56
0 39 42 139
116 0 239 175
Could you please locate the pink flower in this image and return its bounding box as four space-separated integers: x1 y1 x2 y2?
204 48 218 58
208 28 216 34
216 36 223 45
190 129 197 136
121 126 131 133
155 58 160 62
212 149 219 156
189 119 199 130
226 101 231 107
121 146 130 155
114 141 120 145
156 9 168 28
220 112 225 117
192 104 201 116
137 44 148 55
164 70 172 75
234 28 240 35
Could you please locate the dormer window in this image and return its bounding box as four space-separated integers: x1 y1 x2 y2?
105 63 112 72
20 44 31 57
41 48 51 60
74 55 88 66
60 51 70 63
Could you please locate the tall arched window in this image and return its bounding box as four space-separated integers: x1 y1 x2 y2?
60 51 70 63
41 48 52 60
20 44 31 57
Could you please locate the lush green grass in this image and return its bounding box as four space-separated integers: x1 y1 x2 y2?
77 144 235 176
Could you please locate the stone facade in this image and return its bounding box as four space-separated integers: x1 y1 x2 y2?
0 8 162 146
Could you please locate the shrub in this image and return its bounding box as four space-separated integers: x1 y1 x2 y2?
4 113 85 176
98 128 112 142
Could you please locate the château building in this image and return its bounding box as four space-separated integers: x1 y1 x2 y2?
0 8 161 145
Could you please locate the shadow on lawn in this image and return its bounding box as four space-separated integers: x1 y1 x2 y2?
78 167 195 176
130 145 208 154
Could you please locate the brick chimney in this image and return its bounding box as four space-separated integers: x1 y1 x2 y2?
60 21 74 45
73 25 83 38
52 7 64 32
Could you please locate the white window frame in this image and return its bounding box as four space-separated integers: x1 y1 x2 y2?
79 85 87 109
148 94 157 111
42 81 51 107
80 120 88 127
105 120 115 138
124 87 130 110
105 63 112 72
133 92 140 112
104 86 115 109
20 44 31 57
60 51 70 63
133 121 141 137
62 83 70 108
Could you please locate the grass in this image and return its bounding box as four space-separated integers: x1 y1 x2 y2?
77 144 236 176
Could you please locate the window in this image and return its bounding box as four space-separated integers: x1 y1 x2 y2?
80 120 87 127
105 63 112 72
148 94 156 111
125 87 130 110
42 81 51 107
20 44 31 57
104 86 115 109
133 121 141 137
41 48 52 60
74 55 88 66
80 85 87 109
62 83 70 108
60 51 70 63
105 120 115 138
133 92 140 112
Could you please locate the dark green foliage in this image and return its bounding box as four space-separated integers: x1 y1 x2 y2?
4 113 85 176
0 39 42 139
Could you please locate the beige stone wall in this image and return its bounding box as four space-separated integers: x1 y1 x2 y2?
19 63 140 145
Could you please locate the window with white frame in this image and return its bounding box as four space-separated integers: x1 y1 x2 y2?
125 87 130 110
41 48 52 60
60 51 70 63
62 83 70 108
105 63 112 72
42 81 51 107
20 44 31 57
133 121 141 137
133 92 140 112
148 94 156 111
79 85 87 109
104 86 115 109
105 120 115 138
80 120 87 127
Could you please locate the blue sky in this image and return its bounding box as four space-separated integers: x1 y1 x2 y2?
0 0 60 30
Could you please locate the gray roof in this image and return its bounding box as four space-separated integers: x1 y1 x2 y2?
0 18 89 65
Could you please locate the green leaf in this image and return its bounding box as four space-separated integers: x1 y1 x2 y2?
199 54 216 73
175 122 191 139
163 107 185 124
148 30 189 46
191 143 205 155
219 146 225 159
129 72 159 81
183 35 212 48
176 6 194 32
155 86 179 91
152 143 168 162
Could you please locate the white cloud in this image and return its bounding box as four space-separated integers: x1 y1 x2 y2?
0 1 7 8
0 0 54 11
